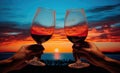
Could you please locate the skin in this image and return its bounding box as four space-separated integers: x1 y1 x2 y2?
0 44 44 73
72 42 120 73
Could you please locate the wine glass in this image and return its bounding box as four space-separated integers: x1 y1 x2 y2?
64 8 90 68
30 8 55 66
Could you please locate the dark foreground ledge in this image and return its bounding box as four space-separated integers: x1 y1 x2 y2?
8 65 110 73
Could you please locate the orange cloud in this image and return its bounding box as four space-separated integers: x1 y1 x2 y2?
0 27 120 53
95 42 120 52
65 24 88 36
31 24 54 35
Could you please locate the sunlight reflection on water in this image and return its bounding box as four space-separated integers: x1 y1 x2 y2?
54 52 61 60
41 53 74 60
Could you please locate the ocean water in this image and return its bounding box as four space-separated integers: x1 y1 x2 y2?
0 52 120 61
0 53 73 60
0 52 119 66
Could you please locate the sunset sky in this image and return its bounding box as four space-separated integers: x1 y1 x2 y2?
0 0 120 53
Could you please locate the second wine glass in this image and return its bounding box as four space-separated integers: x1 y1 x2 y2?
64 8 90 68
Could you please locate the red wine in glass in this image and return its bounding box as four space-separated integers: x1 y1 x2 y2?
29 8 55 66
31 34 52 44
31 8 55 45
64 9 90 68
67 36 86 43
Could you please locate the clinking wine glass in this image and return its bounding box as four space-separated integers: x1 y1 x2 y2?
64 9 90 68
30 8 55 66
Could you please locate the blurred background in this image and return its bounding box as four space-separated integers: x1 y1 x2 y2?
0 0 120 53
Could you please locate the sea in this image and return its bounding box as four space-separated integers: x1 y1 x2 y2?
0 52 120 61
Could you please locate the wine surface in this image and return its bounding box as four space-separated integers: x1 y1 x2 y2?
67 36 86 43
31 34 52 44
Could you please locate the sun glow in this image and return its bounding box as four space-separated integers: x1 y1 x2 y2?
54 48 61 60
54 48 59 53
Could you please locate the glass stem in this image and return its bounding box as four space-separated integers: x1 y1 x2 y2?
73 49 81 63
76 57 82 63
37 43 42 45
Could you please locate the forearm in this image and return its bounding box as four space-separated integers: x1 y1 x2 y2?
100 57 120 73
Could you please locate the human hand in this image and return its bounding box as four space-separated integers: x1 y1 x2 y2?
15 44 44 60
0 44 44 73
73 42 120 73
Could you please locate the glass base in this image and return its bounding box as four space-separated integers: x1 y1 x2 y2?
25 57 46 66
68 62 90 69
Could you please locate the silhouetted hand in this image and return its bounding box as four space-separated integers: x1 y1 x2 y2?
73 42 120 73
0 44 44 73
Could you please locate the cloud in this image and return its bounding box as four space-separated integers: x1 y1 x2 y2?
111 27 120 36
88 3 120 13
0 8 12 11
0 21 18 32
87 24 120 42
88 14 120 28
0 21 30 33
0 7 26 19
102 14 120 22
87 3 120 26
0 7 22 12
0 21 30 42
